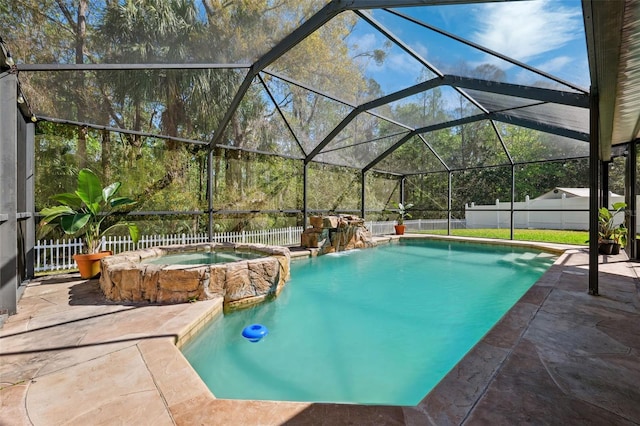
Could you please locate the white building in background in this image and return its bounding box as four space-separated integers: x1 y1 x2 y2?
465 188 627 231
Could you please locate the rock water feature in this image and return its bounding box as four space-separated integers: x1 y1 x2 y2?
99 218 371 310
99 243 290 310
300 215 375 255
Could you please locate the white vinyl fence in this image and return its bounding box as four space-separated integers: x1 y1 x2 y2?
34 219 462 273
465 194 632 231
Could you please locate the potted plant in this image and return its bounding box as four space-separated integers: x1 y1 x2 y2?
394 202 414 235
598 201 627 255
39 168 140 278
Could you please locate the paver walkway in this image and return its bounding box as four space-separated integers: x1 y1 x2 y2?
1 242 639 425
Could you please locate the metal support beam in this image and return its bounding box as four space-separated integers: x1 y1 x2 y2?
448 171 452 235
414 114 486 135
303 162 309 228
207 147 213 241
258 74 306 156
361 170 366 219
17 114 35 281
589 90 600 295
490 113 590 142
360 78 443 111
627 141 637 259
345 0 508 10
444 75 589 108
211 1 345 149
363 132 413 172
306 109 360 164
18 63 249 71
39 116 209 146
0 73 18 315
602 161 609 208
354 10 443 78
511 164 516 240
386 8 588 94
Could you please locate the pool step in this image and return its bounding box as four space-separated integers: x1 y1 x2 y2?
498 252 555 270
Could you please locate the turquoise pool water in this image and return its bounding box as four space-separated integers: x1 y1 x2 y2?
182 240 555 405
141 251 263 265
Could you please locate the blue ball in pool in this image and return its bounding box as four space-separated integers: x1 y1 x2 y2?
242 324 268 342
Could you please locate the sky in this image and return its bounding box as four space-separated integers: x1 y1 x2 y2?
347 0 589 97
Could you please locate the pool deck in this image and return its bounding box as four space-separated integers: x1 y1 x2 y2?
2 235 640 425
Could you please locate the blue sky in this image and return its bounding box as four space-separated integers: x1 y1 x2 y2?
347 0 589 96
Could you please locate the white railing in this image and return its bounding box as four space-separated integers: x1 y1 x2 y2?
368 218 465 234
35 227 303 273
34 220 464 273
35 238 84 273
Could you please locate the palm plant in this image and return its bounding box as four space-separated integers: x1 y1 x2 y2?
39 169 139 254
396 202 414 225
598 201 627 244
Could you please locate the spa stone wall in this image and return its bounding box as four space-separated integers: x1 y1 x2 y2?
99 243 290 310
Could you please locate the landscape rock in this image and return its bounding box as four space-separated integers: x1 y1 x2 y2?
301 215 375 255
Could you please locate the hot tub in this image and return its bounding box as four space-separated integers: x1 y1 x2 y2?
99 242 290 310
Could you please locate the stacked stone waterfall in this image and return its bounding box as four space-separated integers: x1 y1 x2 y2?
300 215 375 255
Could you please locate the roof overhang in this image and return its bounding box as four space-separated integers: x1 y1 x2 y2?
584 0 640 161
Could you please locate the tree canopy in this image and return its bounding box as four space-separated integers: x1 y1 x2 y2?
2 0 598 234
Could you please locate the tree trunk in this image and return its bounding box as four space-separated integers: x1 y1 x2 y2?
101 129 112 181
75 0 88 169
226 116 244 196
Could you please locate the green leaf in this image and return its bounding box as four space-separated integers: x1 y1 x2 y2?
76 169 103 214
128 223 140 244
109 196 136 209
40 205 76 223
103 182 121 203
50 192 82 208
598 207 611 219
60 213 91 235
37 222 57 240
40 205 76 217
612 201 627 211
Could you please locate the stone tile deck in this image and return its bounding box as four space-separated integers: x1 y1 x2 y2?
1 239 640 425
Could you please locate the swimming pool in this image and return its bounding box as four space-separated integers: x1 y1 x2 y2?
181 239 556 405
141 250 264 265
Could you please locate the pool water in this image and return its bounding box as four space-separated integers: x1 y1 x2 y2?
141 251 263 265
181 240 555 405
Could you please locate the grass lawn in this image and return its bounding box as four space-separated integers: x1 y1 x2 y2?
419 228 589 245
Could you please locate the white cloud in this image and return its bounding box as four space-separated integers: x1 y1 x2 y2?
471 0 582 64
388 52 424 75
350 32 377 54
536 56 573 73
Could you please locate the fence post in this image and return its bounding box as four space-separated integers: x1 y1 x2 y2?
525 195 530 229
496 199 500 229
561 193 566 230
